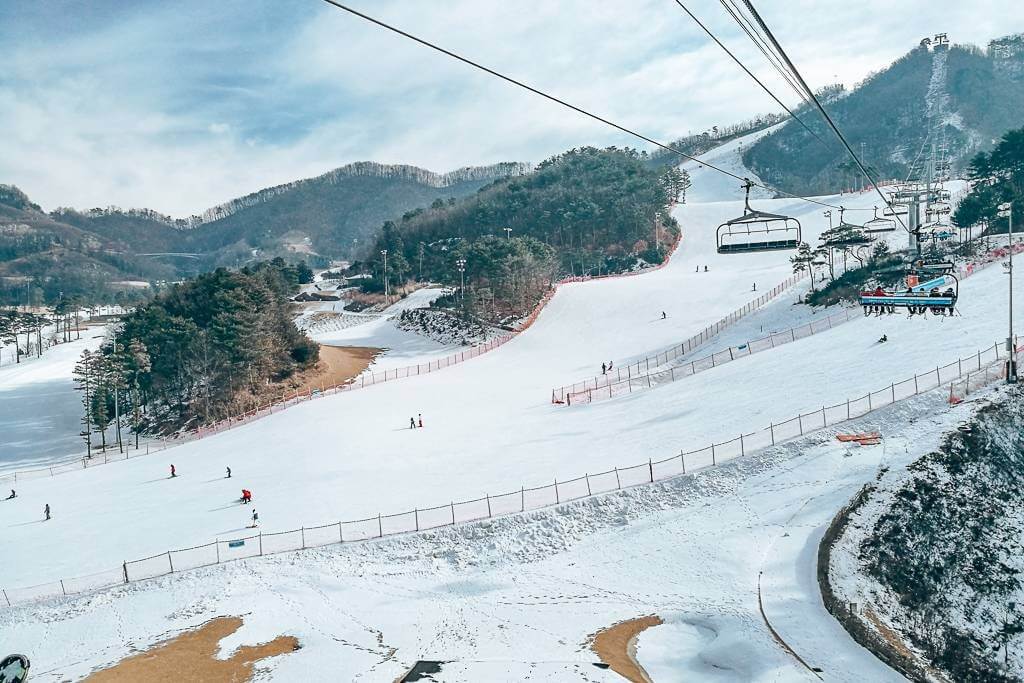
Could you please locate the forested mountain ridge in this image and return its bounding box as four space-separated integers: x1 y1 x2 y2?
742 34 1024 196
360 147 687 323
0 161 529 305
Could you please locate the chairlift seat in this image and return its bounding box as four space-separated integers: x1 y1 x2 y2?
716 181 802 254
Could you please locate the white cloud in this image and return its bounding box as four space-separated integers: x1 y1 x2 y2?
0 0 1020 216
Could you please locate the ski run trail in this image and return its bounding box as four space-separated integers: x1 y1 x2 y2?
2 128 1019 682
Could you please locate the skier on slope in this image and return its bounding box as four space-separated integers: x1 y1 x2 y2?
602 362 607 375
418 414 424 428
170 464 176 478
878 334 888 344
251 509 259 528
226 467 231 479
410 417 416 429
6 489 14 500
661 311 667 319
44 504 50 521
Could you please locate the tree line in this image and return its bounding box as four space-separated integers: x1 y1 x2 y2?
74 258 319 445
354 147 685 323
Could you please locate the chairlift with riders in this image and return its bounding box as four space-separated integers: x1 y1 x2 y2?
859 260 959 317
716 179 801 253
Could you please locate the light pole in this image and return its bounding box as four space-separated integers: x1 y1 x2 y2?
504 227 512 241
455 258 466 306
381 249 389 301
998 202 1017 383
112 331 122 453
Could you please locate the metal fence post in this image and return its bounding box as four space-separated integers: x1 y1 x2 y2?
123 561 129 584
216 541 220 564
798 415 804 435
2 589 9 607
868 393 873 411
890 384 895 402
769 422 775 445
521 486 525 512
711 445 716 465
414 509 419 531
554 480 560 504
338 521 344 542
167 551 174 573
846 398 851 419
648 459 654 481
585 474 592 496
377 514 383 537
614 467 621 488
486 494 492 517
301 527 306 549
680 452 686 474
61 579 66 596
259 533 263 555
450 501 456 524
914 375 919 394
821 406 826 425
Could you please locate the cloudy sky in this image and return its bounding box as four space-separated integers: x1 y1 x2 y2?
0 0 1018 216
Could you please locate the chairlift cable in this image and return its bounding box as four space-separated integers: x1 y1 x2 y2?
317 0 845 210
670 0 828 147
737 1 909 231
718 0 813 106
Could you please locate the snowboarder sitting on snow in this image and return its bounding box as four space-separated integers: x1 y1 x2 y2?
661 311 667 319
878 334 888 344
6 489 14 500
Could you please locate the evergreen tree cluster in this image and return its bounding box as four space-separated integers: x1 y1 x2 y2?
97 258 319 434
953 127 1024 232
358 147 685 321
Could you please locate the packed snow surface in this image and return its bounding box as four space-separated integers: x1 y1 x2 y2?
1 127 1018 680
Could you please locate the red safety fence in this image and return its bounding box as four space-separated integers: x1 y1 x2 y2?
3 339 1009 610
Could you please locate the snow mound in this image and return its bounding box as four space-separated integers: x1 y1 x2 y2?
394 308 502 347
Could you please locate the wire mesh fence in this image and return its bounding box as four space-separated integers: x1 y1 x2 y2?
563 305 856 405
552 271 807 403
3 340 1009 610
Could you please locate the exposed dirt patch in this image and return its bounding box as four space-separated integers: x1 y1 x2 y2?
588 614 663 683
84 616 299 682
293 344 381 393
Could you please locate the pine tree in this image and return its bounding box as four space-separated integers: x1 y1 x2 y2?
73 350 96 457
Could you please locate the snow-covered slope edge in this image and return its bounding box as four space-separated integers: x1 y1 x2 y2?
824 384 1024 682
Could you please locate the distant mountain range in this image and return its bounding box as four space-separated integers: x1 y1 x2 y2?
0 161 530 304
741 33 1024 196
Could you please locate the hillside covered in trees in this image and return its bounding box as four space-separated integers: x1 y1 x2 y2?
80 259 318 438
742 35 1024 196
358 147 687 323
953 126 1024 232
0 162 527 306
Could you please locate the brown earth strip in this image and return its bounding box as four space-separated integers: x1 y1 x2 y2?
84 615 299 682
294 344 381 394
588 614 663 683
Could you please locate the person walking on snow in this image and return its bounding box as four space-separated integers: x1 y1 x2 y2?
251 509 259 528
418 414 423 428
226 466 231 478
753 283 757 291
44 504 50 521
601 362 607 375
661 311 667 319
704 265 708 272
410 417 416 429
170 464 176 478
608 361 613 371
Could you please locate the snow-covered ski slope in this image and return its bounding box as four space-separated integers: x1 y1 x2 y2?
0 136 1015 590
0 329 106 469
2 127 1020 680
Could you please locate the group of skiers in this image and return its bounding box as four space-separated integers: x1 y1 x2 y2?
695 265 709 272
409 413 424 429
4 487 51 522
601 361 615 375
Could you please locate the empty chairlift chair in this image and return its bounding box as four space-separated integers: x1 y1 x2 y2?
863 206 897 233
717 179 801 254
